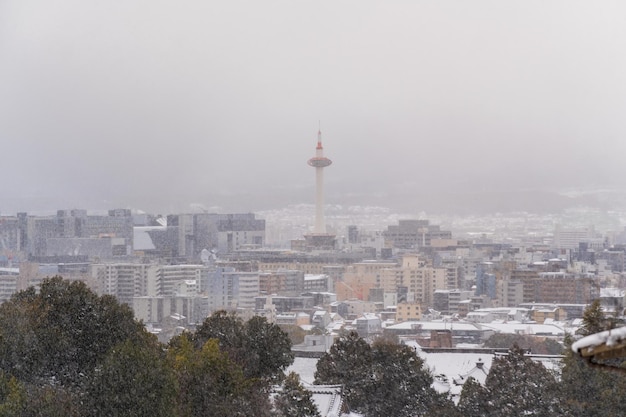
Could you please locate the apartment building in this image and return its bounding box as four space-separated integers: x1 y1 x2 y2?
340 260 397 301
396 302 423 321
383 219 452 249
258 269 304 296
167 213 265 260
398 255 446 307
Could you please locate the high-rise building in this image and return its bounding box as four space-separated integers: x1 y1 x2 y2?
383 219 452 249
553 225 599 250
204 267 260 312
166 213 265 260
18 209 134 260
92 263 158 305
258 270 304 296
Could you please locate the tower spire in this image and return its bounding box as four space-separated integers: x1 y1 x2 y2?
317 121 323 149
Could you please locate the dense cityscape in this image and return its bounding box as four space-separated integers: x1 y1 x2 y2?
2 200 626 333
1 183 626 414
4 1 626 415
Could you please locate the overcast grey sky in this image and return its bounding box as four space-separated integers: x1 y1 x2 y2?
2 1 626 213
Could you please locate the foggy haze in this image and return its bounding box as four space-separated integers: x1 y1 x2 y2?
2 1 626 214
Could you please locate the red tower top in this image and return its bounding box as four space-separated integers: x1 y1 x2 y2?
308 129 332 168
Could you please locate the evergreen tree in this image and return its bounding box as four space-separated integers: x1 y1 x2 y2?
279 324 308 345
0 277 172 415
0 278 297 416
192 310 246 352
482 345 564 417
457 346 565 417
0 372 82 417
483 332 563 355
193 310 293 383
579 299 608 336
456 377 489 417
423 400 465 417
273 372 321 417
168 336 272 417
314 331 372 410
84 334 177 417
0 373 27 416
244 315 294 383
17 384 82 417
561 301 626 416
367 338 445 417
0 277 145 387
315 331 450 416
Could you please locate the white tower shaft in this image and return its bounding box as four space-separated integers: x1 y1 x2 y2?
307 129 332 235
315 165 326 233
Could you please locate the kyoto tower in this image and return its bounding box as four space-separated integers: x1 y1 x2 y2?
308 128 332 234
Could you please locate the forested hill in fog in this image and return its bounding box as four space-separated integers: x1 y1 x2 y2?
6 185 624 217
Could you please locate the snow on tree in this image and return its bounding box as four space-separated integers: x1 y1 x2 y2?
562 301 626 416
314 331 452 417
458 345 565 417
273 372 321 417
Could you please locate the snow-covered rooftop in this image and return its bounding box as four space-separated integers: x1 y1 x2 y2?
300 382 344 417
287 357 318 384
386 321 480 332
600 287 625 298
478 322 565 336
572 326 626 354
305 274 328 281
